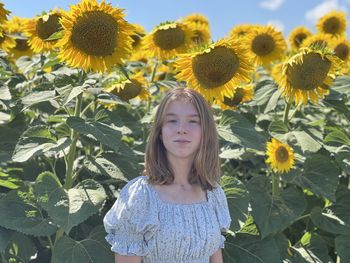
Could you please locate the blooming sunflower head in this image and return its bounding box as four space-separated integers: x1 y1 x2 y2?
24 10 63 53
175 38 253 101
0 2 10 23
57 0 134 73
301 33 333 49
104 71 150 102
316 10 347 37
142 21 195 60
182 13 209 27
274 46 343 105
243 25 287 66
186 21 211 45
0 27 16 53
130 23 145 51
214 83 254 110
266 138 295 173
288 26 312 50
331 37 350 68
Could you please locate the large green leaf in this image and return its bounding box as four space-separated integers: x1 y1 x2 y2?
310 207 350 235
247 176 306 238
0 86 11 100
35 172 106 234
335 235 350 262
3 232 37 263
55 84 84 106
324 130 350 146
220 176 249 231
219 110 267 150
21 90 56 110
83 157 128 181
292 131 322 153
66 116 122 152
252 79 278 106
0 185 58 236
264 89 281 113
293 154 339 202
223 233 281 263
0 125 20 163
52 226 113 263
0 227 11 253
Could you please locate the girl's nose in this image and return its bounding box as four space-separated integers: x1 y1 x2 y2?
177 122 187 134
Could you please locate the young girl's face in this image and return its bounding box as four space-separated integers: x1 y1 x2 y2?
161 99 202 162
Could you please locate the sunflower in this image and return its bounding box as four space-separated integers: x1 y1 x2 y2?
316 11 347 37
24 10 63 53
3 17 33 58
288 26 312 50
57 0 134 73
214 83 254 110
301 33 333 49
0 2 10 23
130 23 145 51
104 71 150 101
274 46 343 105
331 37 350 68
175 38 253 101
0 29 16 53
243 25 287 66
230 24 257 39
142 21 194 60
266 138 295 173
186 22 211 44
182 13 209 27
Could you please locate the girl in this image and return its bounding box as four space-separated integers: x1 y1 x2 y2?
104 88 231 263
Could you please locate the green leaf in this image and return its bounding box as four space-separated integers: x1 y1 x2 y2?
221 176 249 232
219 148 245 159
335 235 350 262
292 131 322 153
0 86 11 100
0 227 11 253
264 89 281 113
298 155 339 202
310 207 350 235
0 171 22 189
247 176 306 238
35 172 106 234
268 120 289 135
220 110 267 150
4 232 37 263
67 117 122 152
56 84 85 106
0 185 58 236
45 30 64 41
52 228 114 263
324 130 350 146
21 90 56 110
83 157 128 181
252 79 278 106
223 233 281 263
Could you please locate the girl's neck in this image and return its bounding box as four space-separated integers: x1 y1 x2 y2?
167 156 194 186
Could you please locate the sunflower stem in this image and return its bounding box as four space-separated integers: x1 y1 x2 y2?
272 171 281 196
283 100 291 127
150 61 159 83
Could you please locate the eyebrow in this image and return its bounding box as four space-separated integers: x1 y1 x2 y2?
165 113 200 117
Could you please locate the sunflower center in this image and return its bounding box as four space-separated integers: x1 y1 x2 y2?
192 46 239 89
335 43 349 60
294 33 307 48
223 88 245 106
15 39 30 51
287 53 331 91
71 11 117 56
252 34 275 56
153 27 185 50
323 17 340 34
36 14 62 40
275 146 289 163
116 81 142 101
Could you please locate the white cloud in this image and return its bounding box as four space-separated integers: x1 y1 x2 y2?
267 20 285 32
260 0 285 11
305 0 347 24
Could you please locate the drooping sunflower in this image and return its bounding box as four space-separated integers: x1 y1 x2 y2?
0 29 16 53
316 11 347 37
230 24 257 39
266 138 295 173
214 83 254 110
175 38 253 101
142 21 195 60
130 23 145 52
243 25 287 66
57 0 135 73
274 46 343 105
24 10 63 53
104 71 150 102
181 13 211 44
3 16 33 58
331 37 350 68
288 26 312 50
0 2 10 23
301 33 333 49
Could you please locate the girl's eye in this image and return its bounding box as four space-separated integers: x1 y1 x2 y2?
189 119 199 123
167 119 177 123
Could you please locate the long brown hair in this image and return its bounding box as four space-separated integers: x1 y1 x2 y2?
144 88 220 190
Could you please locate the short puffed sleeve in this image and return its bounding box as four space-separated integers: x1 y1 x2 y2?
212 185 232 248
103 176 159 256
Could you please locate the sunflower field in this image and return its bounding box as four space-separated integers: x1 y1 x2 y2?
1 0 350 262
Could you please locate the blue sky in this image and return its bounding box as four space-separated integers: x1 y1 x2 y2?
2 0 350 40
